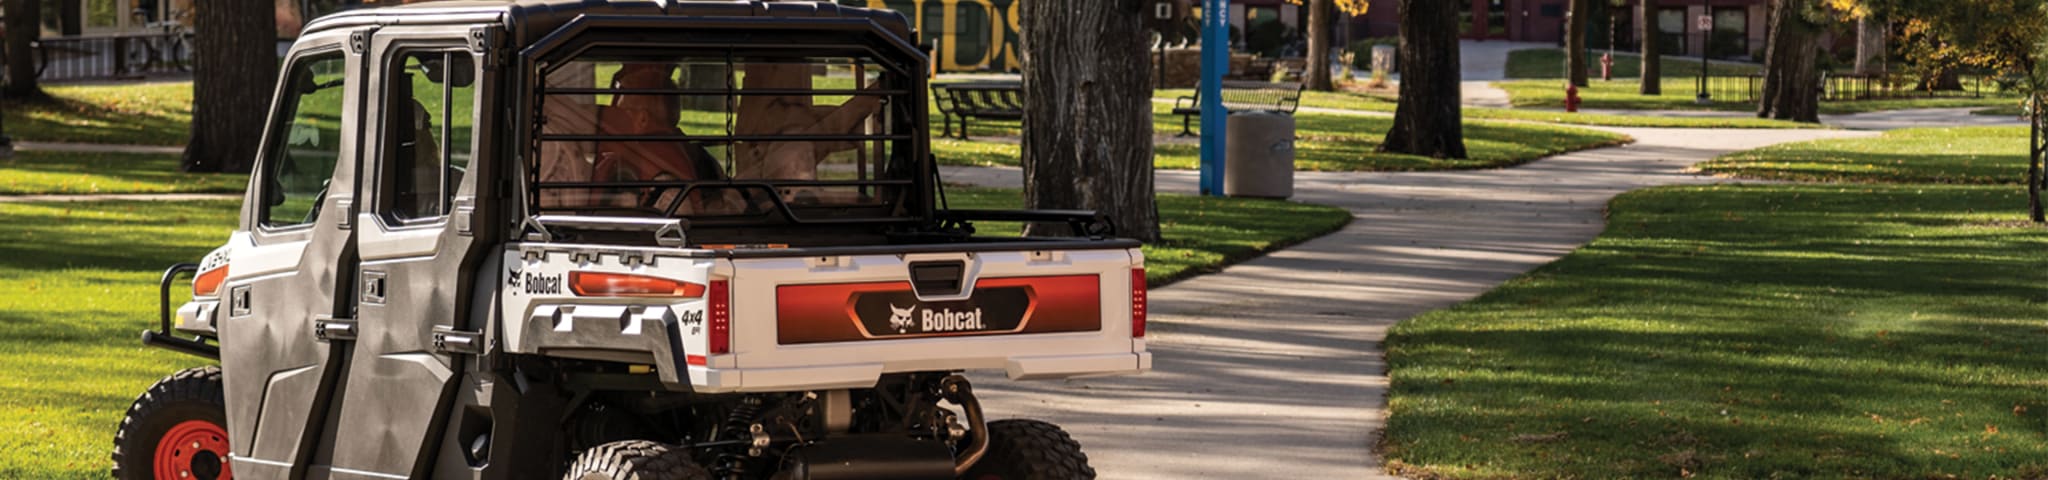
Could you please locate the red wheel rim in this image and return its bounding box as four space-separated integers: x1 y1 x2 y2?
154 419 232 480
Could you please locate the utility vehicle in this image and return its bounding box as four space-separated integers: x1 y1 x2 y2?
115 2 1149 478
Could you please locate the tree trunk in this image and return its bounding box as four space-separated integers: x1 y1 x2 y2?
1637 1 1661 95
1020 0 1160 242
182 0 278 173
2031 95 2044 223
1758 0 1820 123
1379 0 1465 159
1565 0 1589 87
1305 0 1333 91
2 0 46 100
1853 14 1886 75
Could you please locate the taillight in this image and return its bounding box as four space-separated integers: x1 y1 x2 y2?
1131 268 1147 338
193 264 229 297
708 279 730 355
569 272 705 298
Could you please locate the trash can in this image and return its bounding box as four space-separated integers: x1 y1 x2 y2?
1224 110 1296 199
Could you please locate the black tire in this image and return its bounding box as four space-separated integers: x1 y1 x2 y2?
960 419 1096 480
563 440 712 480
112 366 231 480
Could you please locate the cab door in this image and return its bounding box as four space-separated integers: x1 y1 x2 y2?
215 27 368 479
319 25 499 479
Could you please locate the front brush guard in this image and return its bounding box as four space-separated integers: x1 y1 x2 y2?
142 263 220 359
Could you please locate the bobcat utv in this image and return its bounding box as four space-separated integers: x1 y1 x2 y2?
114 1 1149 478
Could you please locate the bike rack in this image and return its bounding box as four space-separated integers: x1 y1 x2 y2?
143 263 221 360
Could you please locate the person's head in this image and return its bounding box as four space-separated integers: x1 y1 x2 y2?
609 63 683 127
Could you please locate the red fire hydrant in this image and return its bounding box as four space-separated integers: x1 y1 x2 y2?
1600 53 1614 81
1565 84 1581 113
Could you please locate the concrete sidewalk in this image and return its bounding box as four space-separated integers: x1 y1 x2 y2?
964 126 1874 479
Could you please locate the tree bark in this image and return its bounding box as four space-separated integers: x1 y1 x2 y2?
1020 0 1160 242
1379 0 1465 159
1637 0 1661 95
1565 0 1589 87
1853 14 1886 75
1758 0 1820 123
1305 0 1333 91
2031 95 2044 222
183 0 278 173
3 0 46 100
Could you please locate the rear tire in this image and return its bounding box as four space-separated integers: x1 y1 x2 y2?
564 440 711 480
112 366 232 480
960 419 1095 480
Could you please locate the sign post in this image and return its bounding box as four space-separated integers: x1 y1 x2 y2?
1198 0 1228 197
1696 13 1712 104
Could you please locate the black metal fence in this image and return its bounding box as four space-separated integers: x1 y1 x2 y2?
9 33 192 82
1700 72 1992 103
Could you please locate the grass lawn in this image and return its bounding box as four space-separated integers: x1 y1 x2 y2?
1499 78 2023 115
936 104 1632 171
1504 48 1761 80
3 82 193 146
0 151 247 195
1383 184 2048 479
0 190 1347 478
1698 127 2031 184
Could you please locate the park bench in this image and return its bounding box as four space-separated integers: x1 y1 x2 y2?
932 81 1024 140
1171 80 1304 136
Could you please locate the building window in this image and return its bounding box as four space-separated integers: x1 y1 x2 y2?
1657 8 1686 56
1710 7 1749 60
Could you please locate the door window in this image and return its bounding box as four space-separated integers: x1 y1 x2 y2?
260 52 349 229
383 50 477 222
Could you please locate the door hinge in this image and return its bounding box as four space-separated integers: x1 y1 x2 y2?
433 326 484 355
315 316 358 342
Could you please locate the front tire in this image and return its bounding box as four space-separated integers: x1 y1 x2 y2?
112 366 232 480
564 440 711 480
961 419 1095 480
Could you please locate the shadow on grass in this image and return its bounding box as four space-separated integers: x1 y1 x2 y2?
3 83 194 146
1383 184 2048 479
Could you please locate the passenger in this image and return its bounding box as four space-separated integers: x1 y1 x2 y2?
734 63 882 193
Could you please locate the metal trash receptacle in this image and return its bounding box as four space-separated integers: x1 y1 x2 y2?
1224 110 1296 199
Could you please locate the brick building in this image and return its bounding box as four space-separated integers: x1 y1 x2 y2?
1350 0 1771 60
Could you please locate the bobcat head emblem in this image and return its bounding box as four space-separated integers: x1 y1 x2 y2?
888 304 917 333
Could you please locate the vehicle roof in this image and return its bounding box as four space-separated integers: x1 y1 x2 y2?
304 0 911 47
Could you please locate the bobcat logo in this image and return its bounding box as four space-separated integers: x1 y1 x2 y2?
888 304 917 334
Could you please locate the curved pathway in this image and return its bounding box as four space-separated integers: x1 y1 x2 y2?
963 126 1874 479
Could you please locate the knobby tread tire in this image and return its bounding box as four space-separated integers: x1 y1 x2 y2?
111 365 227 480
962 419 1096 480
564 440 711 480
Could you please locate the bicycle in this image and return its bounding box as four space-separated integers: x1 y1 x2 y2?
122 5 190 74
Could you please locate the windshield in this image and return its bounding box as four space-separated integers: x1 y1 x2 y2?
531 49 920 223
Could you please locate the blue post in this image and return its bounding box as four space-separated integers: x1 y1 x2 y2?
1198 0 1229 197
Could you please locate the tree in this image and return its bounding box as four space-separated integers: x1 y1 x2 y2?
182 0 277 173
1291 0 1369 92
1379 0 1465 159
1565 0 1589 87
1757 0 1824 123
1852 13 1886 74
2 0 47 100
1637 0 1660 95
1019 0 1160 242
1838 0 2048 220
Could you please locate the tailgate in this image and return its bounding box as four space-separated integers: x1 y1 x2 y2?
724 248 1149 391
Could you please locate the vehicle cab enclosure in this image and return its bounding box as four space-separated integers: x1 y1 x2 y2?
148 1 1147 478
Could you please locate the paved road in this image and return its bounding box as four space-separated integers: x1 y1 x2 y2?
965 126 1874 479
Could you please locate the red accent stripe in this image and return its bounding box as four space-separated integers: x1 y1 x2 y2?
686 354 707 366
